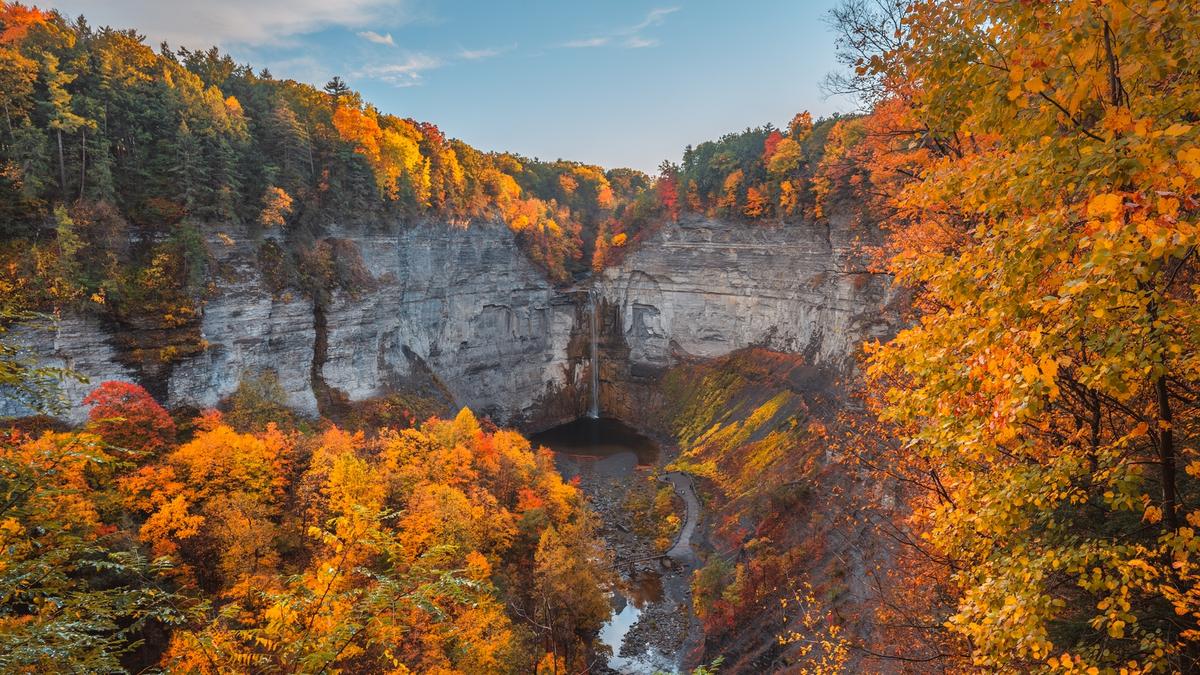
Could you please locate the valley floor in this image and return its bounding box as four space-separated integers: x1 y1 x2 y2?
553 442 703 673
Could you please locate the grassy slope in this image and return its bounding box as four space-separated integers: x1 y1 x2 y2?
659 348 886 671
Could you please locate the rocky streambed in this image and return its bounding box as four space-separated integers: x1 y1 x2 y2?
531 417 699 674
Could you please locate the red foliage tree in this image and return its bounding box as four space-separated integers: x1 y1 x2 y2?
656 172 680 221
83 381 176 458
762 129 784 162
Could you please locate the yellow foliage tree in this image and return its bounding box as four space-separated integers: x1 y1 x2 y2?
857 0 1200 670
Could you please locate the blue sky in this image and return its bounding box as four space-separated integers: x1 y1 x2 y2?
52 1 853 173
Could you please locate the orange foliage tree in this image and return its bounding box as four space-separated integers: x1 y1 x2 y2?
137 408 612 673
833 0 1200 671
0 427 184 670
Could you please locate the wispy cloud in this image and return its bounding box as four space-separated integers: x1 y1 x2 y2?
458 43 515 60
559 6 679 50
357 30 395 46
561 36 609 49
51 0 410 49
358 42 513 88
359 53 442 87
623 36 658 49
623 6 680 34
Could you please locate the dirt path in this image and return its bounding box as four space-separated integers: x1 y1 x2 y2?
661 470 707 672
663 471 700 565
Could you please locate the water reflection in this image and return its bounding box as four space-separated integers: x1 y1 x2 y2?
624 570 664 608
599 598 640 661
598 570 675 675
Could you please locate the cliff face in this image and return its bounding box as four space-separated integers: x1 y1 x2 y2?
599 215 891 369
592 215 895 424
314 223 584 424
166 230 320 418
1 215 893 426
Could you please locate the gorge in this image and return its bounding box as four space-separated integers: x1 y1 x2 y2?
3 208 895 672
4 1 1197 672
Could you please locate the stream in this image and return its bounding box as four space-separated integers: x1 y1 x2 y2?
531 417 697 675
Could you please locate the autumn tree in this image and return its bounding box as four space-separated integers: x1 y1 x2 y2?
743 185 768 218
717 168 744 215
83 380 176 458
657 160 680 221
257 185 293 227
532 516 612 670
0 428 185 671
119 414 290 589
851 0 1200 671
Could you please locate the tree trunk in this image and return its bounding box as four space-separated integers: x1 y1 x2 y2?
79 127 86 202
1156 375 1180 531
306 123 315 179
56 128 66 196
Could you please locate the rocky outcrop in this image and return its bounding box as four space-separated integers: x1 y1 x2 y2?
315 223 584 425
598 215 891 370
593 215 895 422
167 230 320 418
1 214 894 427
1 313 138 424
0 221 591 424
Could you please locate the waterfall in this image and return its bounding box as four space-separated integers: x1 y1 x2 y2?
588 289 600 419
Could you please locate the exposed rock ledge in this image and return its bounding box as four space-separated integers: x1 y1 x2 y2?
597 214 894 372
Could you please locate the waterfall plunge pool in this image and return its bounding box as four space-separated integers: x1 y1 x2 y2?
530 416 660 465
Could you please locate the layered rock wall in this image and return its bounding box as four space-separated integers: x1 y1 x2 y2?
592 215 894 422
597 215 891 372
1 215 893 427
315 223 583 424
